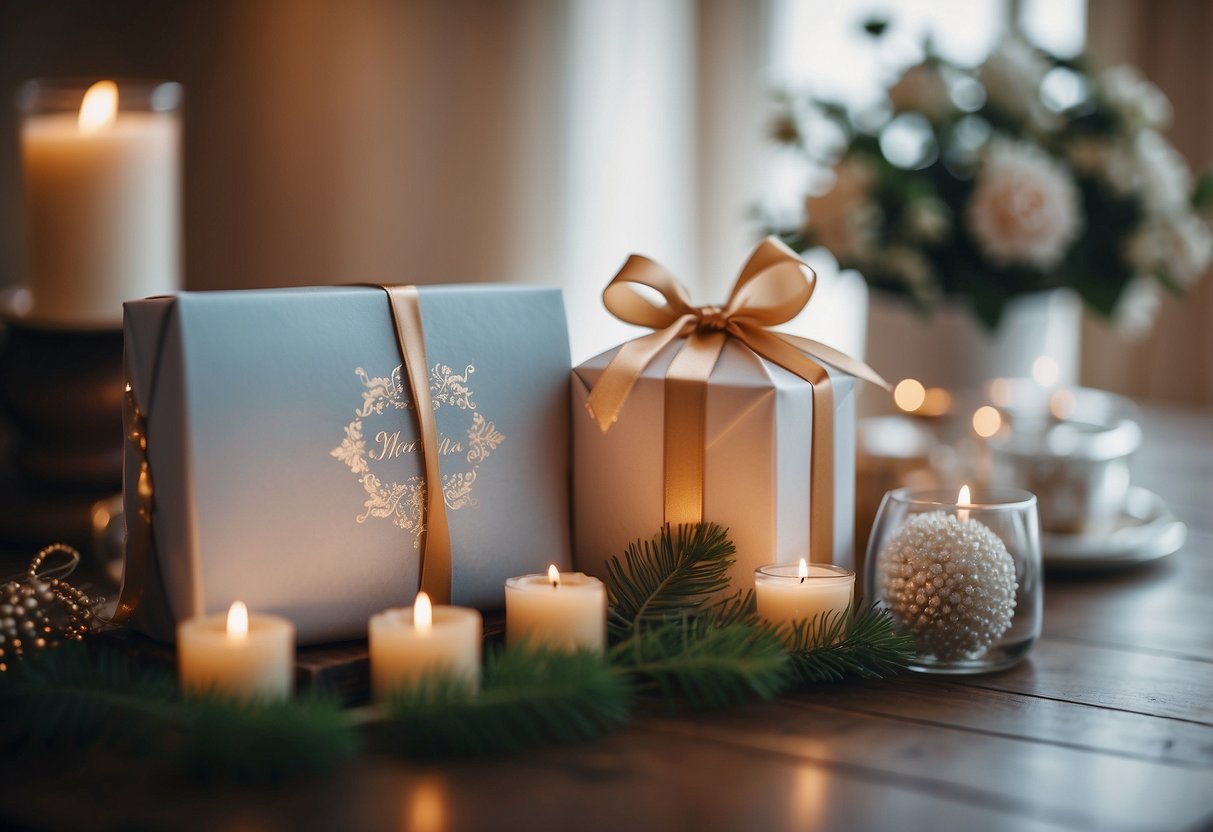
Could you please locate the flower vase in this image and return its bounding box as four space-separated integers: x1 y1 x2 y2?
864 289 1081 392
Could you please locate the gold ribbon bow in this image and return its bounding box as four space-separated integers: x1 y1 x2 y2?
586 237 888 560
116 286 456 625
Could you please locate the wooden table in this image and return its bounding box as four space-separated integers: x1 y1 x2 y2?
3 404 1211 832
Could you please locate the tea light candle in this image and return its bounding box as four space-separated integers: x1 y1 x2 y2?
505 565 606 652
177 601 295 700
368 592 482 701
754 559 855 631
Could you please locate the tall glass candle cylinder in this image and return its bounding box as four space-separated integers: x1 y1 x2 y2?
18 78 182 326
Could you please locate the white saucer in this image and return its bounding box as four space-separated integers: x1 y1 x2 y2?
1042 486 1187 570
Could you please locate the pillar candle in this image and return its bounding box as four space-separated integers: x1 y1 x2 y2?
177 601 295 700
19 79 181 325
368 592 482 701
505 565 606 652
754 559 854 632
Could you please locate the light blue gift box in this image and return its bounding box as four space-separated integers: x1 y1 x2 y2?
122 285 571 644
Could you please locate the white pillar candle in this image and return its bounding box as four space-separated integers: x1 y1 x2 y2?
505 565 606 653
368 592 482 701
754 559 855 632
177 601 295 700
19 79 181 326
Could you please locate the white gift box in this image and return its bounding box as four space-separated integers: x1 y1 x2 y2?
122 285 571 644
572 339 856 589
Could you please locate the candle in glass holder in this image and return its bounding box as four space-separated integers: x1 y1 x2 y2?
177 601 295 700
505 565 606 652
368 591 482 701
754 558 855 632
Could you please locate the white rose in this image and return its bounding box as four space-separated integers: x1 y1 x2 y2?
965 140 1082 271
1169 214 1213 287
980 37 1049 121
1135 130 1191 217
1101 65 1172 130
1125 214 1213 288
889 63 953 123
1112 276 1161 340
806 157 881 262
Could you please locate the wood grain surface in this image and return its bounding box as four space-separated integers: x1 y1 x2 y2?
2 403 1210 832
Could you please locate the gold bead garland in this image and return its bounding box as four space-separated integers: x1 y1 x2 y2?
0 543 99 671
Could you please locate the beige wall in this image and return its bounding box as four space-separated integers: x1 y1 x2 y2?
0 0 570 292
1083 0 1213 404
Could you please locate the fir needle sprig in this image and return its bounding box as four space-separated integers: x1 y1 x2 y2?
610 618 787 710
380 642 631 758
606 523 752 637
782 607 916 684
0 643 359 782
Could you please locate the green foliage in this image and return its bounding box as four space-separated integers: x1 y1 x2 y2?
381 643 631 758
603 523 909 709
0 643 174 752
783 607 916 684
0 643 358 783
611 619 787 711
180 694 359 783
606 522 750 638
0 524 913 772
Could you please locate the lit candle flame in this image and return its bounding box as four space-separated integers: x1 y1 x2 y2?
893 378 926 413
972 405 1002 438
413 591 432 633
798 557 808 584
548 563 560 588
226 601 249 643
78 80 118 135
957 485 971 523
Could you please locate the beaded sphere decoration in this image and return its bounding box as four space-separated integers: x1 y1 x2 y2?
876 511 1018 661
0 543 98 672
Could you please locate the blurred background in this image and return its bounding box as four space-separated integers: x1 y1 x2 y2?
0 0 1209 400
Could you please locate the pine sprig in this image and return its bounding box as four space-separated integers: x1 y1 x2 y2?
611 619 788 710
0 643 175 752
0 644 358 782
783 606 916 683
180 695 359 783
606 523 748 637
381 643 632 758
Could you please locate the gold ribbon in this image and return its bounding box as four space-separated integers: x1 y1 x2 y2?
585 237 888 561
115 286 456 624
380 285 453 604
114 380 153 622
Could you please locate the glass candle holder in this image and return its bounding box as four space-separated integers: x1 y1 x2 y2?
864 487 1041 674
754 562 855 635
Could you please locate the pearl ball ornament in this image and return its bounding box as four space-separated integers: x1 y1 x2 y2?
876 511 1018 661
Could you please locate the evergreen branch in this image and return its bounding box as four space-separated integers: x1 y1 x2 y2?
783 606 916 684
0 644 359 782
179 695 359 783
381 643 632 758
0 644 176 752
606 522 746 637
611 619 788 711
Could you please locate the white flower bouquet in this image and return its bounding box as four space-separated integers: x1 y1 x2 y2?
771 34 1213 332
